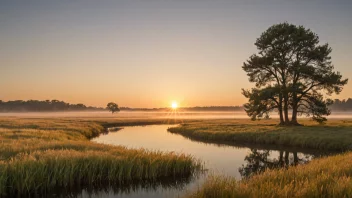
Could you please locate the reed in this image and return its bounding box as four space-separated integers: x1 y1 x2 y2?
188 151 352 198
0 118 200 196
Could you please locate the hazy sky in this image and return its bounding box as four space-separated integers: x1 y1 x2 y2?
1 0 351 108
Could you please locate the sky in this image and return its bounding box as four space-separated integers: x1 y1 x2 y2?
1 0 351 108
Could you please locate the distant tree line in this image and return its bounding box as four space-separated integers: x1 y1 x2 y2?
0 100 105 112
0 99 350 113
330 98 352 111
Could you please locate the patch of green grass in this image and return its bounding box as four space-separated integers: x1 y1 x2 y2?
0 118 200 196
168 119 352 151
188 151 352 198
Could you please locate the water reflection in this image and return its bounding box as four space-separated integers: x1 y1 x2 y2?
239 149 312 178
11 175 197 198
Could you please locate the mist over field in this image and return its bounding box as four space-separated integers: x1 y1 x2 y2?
1 110 352 119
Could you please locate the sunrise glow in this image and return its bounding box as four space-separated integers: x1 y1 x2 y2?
171 102 178 109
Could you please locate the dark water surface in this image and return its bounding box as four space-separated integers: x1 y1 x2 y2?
63 125 330 198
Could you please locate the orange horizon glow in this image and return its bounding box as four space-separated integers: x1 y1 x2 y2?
1 2 351 108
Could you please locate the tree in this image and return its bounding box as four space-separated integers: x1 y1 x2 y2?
242 22 348 125
106 102 120 114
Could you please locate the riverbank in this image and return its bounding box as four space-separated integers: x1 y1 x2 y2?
188 151 352 198
167 119 352 197
0 118 200 197
168 119 352 151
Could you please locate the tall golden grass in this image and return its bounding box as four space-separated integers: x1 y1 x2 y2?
0 118 200 197
188 151 352 198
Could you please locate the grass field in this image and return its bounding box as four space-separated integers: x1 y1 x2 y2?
168 119 352 151
2 117 352 197
0 117 200 197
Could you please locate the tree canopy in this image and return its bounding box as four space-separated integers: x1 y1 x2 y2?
242 22 348 125
106 102 120 114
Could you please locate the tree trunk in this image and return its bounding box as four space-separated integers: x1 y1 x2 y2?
291 104 299 125
290 76 302 126
283 95 290 124
291 91 299 125
278 107 284 125
278 94 284 125
282 74 290 124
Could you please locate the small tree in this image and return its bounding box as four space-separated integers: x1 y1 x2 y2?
106 102 120 114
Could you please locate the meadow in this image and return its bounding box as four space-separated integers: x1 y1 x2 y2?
168 119 352 151
2 116 352 197
0 117 200 197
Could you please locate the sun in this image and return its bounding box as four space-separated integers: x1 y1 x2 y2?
171 101 178 109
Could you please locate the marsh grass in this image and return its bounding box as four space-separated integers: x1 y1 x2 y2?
3 117 352 197
168 119 352 151
188 151 352 198
0 118 200 197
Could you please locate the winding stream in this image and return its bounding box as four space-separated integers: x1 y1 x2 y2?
66 125 333 198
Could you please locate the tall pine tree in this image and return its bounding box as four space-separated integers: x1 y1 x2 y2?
242 23 348 125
